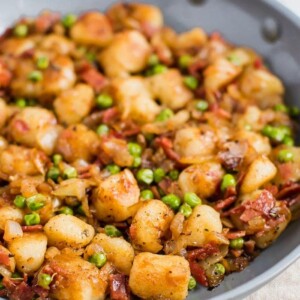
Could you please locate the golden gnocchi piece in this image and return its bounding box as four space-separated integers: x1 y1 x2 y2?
129 252 190 300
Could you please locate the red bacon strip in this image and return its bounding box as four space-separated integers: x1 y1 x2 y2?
109 274 131 300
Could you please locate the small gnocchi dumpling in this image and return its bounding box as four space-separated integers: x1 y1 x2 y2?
8 107 60 155
70 12 113 47
174 126 217 160
111 77 160 124
98 30 151 78
204 57 242 92
55 124 100 163
240 155 277 194
0 207 24 231
129 252 190 300
0 145 47 180
92 169 140 222
44 214 95 249
0 37 35 56
107 2 163 36
177 205 226 248
178 161 224 199
38 34 75 55
174 28 207 55
93 233 134 275
239 67 284 108
54 84 94 125
146 69 193 110
130 200 174 253
8 232 47 274
45 253 109 300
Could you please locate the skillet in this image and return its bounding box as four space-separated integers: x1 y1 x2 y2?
0 0 299 299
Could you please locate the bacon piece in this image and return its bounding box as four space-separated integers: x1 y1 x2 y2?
109 274 131 300
35 12 60 33
226 230 246 240
0 250 10 267
188 59 207 80
0 61 12 87
13 120 30 133
102 107 119 124
80 68 107 93
211 103 231 119
253 58 263 69
2 278 34 300
22 225 43 232
214 196 236 211
276 182 300 200
187 243 220 287
244 240 255 254
155 137 181 164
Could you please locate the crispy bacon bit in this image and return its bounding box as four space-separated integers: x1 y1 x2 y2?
109 274 131 300
21 225 43 232
155 137 181 164
102 107 119 124
80 68 107 93
214 196 236 211
0 250 10 267
211 103 231 119
2 278 34 300
244 240 256 254
253 58 263 69
0 61 12 87
264 184 278 197
187 243 220 287
225 230 246 240
35 11 60 33
230 190 275 223
276 182 300 200
188 59 207 80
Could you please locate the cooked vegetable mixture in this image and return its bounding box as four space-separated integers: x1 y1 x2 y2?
0 2 299 300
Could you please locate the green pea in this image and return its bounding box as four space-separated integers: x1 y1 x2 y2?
183 192 202 208
37 273 52 289
140 189 154 200
155 108 174 122
96 124 109 136
15 98 27 108
274 104 288 113
14 24 28 37
28 70 43 82
183 76 198 90
47 167 60 182
26 194 46 211
269 127 286 142
229 237 244 250
132 156 142 168
36 56 49 70
278 149 294 163
179 203 192 218
96 94 113 109
104 225 122 237
53 154 62 166
63 167 77 179
214 263 226 276
85 52 96 63
89 252 107 268
24 212 40 226
14 195 26 208
283 136 294 146
221 174 236 191
11 272 22 278
0 279 4 290
77 205 85 216
106 164 120 175
128 142 142 157
153 168 165 183
179 54 193 69
152 64 167 75
136 169 153 185
58 206 74 215
161 194 181 210
62 14 77 28
261 125 274 137
188 276 197 290
168 170 179 181
195 100 209 112
148 54 159 66
289 106 300 117
278 125 292 137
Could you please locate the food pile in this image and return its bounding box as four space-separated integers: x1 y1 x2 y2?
0 2 299 300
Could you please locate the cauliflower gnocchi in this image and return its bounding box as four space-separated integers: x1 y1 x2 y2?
0 3 298 300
